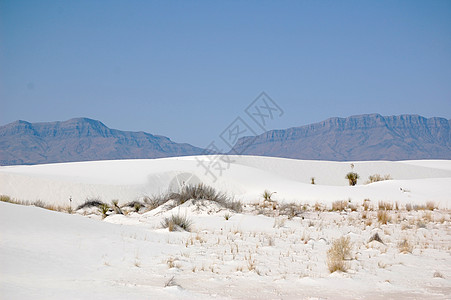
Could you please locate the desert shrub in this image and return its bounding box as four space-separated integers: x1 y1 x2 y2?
76 198 104 210
345 172 360 186
111 200 123 215
327 236 351 273
279 202 301 219
99 203 110 218
377 210 390 224
161 214 193 232
172 183 228 205
144 194 171 209
33 200 47 208
366 174 392 184
332 200 348 211
123 201 144 212
226 200 243 213
0 195 12 203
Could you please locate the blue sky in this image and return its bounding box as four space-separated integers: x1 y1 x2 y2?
1 0 450 148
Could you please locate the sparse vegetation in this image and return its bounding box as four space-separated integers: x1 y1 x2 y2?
327 236 352 273
366 174 392 184
76 198 104 210
345 172 360 186
377 210 390 224
378 201 393 211
262 190 276 201
426 201 437 211
332 200 348 211
161 214 193 232
99 203 110 218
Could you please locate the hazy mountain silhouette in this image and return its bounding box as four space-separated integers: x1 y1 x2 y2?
0 118 205 165
229 114 451 161
1 114 450 165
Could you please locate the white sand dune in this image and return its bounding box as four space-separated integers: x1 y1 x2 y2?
1 156 450 208
1 156 450 299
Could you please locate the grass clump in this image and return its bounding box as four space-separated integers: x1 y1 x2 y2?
161 214 193 232
327 236 352 273
331 200 348 211
426 201 437 211
366 174 392 184
377 210 390 224
378 201 393 211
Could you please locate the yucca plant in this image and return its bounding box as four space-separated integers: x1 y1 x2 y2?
345 172 360 186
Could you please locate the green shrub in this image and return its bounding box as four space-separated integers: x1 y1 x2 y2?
345 172 360 186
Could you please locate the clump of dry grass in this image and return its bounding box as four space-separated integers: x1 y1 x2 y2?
331 200 348 211
366 174 392 184
161 214 193 232
327 236 352 273
426 201 437 211
398 239 413 253
378 201 393 211
377 210 390 224
363 199 371 211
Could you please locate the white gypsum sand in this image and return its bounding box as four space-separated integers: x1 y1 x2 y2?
0 156 450 299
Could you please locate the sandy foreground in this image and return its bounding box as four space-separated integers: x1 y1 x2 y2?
0 156 450 299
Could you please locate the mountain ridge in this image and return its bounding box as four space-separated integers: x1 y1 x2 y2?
0 118 205 165
229 114 451 161
1 114 450 165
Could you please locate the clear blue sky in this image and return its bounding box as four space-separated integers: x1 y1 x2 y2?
1 0 450 148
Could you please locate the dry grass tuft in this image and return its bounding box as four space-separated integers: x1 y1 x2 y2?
327 236 351 273
377 210 390 224
378 201 393 211
426 201 437 211
398 239 413 253
332 200 348 211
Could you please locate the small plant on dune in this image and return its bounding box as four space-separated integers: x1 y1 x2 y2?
224 212 232 220
345 172 360 186
366 174 392 184
99 203 110 218
327 236 352 273
161 214 193 232
262 190 276 202
111 200 123 215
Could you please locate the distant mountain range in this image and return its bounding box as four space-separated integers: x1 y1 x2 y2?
0 114 450 165
0 118 205 165
230 114 451 160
